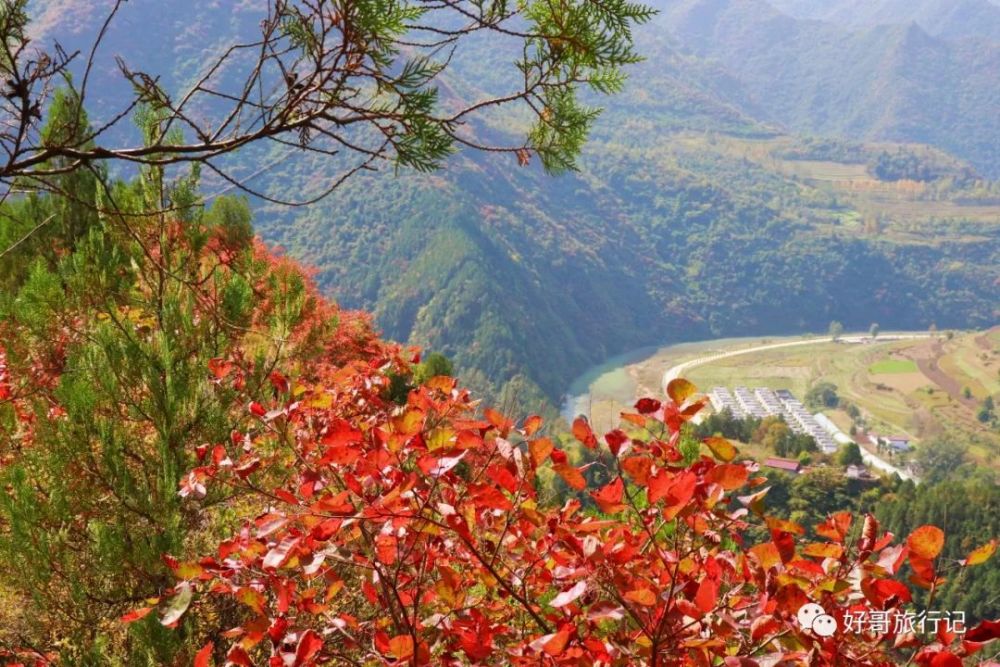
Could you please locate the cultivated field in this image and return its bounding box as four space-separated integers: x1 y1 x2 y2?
570 322 999 468
668 132 1000 235
621 329 1000 469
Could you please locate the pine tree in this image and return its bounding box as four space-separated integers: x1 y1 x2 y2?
0 118 377 660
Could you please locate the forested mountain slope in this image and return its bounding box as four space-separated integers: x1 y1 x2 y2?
23 0 1000 409
255 129 1000 405
249 12 1000 407
658 0 1000 177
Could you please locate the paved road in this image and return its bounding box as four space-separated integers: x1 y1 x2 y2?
661 332 937 387
661 331 936 484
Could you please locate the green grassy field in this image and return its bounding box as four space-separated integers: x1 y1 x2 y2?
615 330 1000 470
869 359 919 374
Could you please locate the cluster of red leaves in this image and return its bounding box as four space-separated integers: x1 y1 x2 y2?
133 363 1000 666
245 241 381 369
0 344 43 462
0 347 9 402
0 650 54 667
0 321 75 460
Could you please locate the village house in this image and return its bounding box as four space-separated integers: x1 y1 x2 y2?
763 457 802 474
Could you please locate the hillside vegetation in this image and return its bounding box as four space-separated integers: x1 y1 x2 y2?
256 125 1000 409
18 0 1000 410
3 175 998 663
1 2 998 664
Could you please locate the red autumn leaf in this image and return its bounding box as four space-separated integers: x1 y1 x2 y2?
554 463 587 491
621 456 652 484
907 525 945 560
862 577 912 607
470 484 513 510
749 542 782 572
604 429 628 457
375 534 398 565
681 398 706 417
773 584 809 615
859 513 879 553
295 629 324 664
909 554 937 588
528 437 554 467
966 619 1000 643
751 615 780 641
647 469 672 503
488 463 518 493
425 375 456 392
236 587 267 615
694 577 718 614
194 642 213 667
484 408 513 435
319 445 360 466
816 511 853 543
648 470 697 515
587 601 625 622
542 630 571 656
674 598 704 620
771 530 796 564
248 401 266 417
766 516 806 536
624 588 657 606
233 457 260 479
706 463 748 490
522 414 543 436
274 488 299 505
801 542 843 559
388 634 414 660
226 646 253 667
320 422 363 449
876 543 908 574
635 397 661 414
619 412 647 427
269 371 289 394
120 606 154 624
592 477 626 514
550 580 587 608
572 417 599 449
207 357 233 380
262 536 300 569
929 651 963 667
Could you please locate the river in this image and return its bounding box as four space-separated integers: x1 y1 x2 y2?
560 331 931 482
560 334 812 422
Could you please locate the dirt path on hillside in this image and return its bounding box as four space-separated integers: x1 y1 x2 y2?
909 339 978 409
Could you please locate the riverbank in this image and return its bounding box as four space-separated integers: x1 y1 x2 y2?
562 327 999 474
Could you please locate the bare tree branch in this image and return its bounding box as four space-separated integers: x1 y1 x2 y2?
0 0 653 206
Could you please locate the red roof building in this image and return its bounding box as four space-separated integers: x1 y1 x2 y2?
763 457 802 473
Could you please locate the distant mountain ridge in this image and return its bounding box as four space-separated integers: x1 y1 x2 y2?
768 0 1000 42
658 0 1000 177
